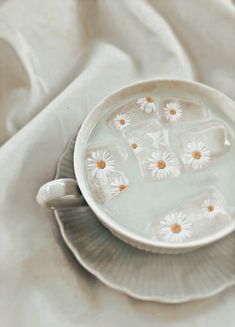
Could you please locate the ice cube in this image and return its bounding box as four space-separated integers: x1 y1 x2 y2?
123 119 166 156
107 96 159 134
159 96 207 125
123 119 182 181
88 171 129 203
150 187 231 242
86 143 128 202
175 121 232 171
137 146 181 182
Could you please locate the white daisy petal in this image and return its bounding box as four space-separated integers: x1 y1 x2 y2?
87 150 115 179
201 198 222 219
140 102 147 112
184 140 210 170
163 102 182 123
113 112 131 130
136 96 156 114
147 150 179 180
160 212 192 242
111 175 129 195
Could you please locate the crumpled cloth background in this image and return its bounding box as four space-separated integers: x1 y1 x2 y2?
0 0 235 326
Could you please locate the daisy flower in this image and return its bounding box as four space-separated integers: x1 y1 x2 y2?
111 175 129 195
147 150 179 179
160 212 192 242
184 140 210 170
128 137 144 154
136 96 156 114
113 112 131 130
87 150 115 179
201 198 222 219
163 102 182 123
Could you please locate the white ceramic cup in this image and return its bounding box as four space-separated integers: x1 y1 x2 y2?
37 79 235 254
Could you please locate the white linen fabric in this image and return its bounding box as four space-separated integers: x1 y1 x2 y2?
0 0 235 326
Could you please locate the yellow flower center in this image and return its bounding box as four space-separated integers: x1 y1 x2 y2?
96 160 106 169
170 109 177 115
131 143 138 149
157 160 166 169
119 118 126 125
171 223 182 234
145 96 153 103
192 150 201 160
119 184 127 192
207 205 214 212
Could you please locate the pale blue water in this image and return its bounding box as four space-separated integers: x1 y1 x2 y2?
86 91 235 241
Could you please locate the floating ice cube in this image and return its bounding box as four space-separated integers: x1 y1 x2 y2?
150 188 231 242
86 143 128 202
109 172 130 198
184 188 228 221
87 177 107 203
159 96 207 125
137 146 181 182
175 121 233 171
88 171 129 203
122 119 182 181
107 97 159 134
123 119 167 156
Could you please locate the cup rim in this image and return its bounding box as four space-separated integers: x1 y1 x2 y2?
74 78 235 250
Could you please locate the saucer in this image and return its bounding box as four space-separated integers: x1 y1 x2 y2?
54 137 235 303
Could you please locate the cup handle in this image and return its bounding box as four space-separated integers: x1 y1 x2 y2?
37 178 86 209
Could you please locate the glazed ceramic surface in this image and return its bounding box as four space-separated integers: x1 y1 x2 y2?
74 80 235 253
55 137 235 303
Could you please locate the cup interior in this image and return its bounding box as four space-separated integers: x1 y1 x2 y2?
74 79 235 250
